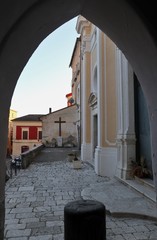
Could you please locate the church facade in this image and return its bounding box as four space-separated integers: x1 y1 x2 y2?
75 16 152 180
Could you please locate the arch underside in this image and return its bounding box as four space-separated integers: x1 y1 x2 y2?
0 0 157 237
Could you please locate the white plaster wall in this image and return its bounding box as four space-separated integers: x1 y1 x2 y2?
81 142 93 163
12 141 42 157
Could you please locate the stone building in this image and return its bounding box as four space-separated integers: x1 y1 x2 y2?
41 105 79 147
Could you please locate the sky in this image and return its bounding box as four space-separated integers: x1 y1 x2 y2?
10 17 79 117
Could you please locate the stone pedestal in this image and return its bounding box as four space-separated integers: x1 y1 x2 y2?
57 136 63 147
73 160 82 169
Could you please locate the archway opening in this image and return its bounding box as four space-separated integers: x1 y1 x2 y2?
1 1 157 238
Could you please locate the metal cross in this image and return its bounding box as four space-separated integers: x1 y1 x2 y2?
54 117 66 136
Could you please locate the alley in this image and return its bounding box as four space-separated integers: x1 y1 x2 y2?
4 148 157 240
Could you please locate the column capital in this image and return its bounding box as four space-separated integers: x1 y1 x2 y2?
81 36 91 59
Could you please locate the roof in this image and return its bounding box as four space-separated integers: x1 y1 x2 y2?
66 92 72 98
12 114 45 122
40 104 76 119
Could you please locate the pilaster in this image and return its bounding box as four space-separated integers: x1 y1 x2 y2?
81 142 93 163
94 28 103 175
115 49 136 179
80 27 91 160
97 28 103 147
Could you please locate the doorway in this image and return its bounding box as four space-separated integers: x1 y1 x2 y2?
134 74 152 178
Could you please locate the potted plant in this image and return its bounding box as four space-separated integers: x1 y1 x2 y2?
67 152 75 162
131 156 152 178
72 153 82 169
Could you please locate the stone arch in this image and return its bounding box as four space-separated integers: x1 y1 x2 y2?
1 0 157 237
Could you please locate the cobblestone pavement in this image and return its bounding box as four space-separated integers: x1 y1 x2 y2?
4 148 157 240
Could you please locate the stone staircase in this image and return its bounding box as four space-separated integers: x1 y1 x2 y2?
117 177 156 203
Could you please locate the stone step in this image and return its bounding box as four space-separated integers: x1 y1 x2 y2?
117 177 156 203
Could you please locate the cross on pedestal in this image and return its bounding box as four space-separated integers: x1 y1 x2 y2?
54 117 66 136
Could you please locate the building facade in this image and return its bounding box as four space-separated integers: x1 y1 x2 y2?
69 37 81 148
7 109 17 156
12 114 43 156
76 16 152 180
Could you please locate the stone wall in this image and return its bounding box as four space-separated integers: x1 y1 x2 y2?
21 144 44 169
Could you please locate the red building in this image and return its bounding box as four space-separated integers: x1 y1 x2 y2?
12 114 44 156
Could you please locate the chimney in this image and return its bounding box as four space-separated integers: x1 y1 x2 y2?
49 108 52 114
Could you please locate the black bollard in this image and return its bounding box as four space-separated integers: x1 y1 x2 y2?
64 199 106 240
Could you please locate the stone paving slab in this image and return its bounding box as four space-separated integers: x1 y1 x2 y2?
4 148 157 240
82 178 157 220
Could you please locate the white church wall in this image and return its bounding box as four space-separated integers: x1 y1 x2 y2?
81 142 93 163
